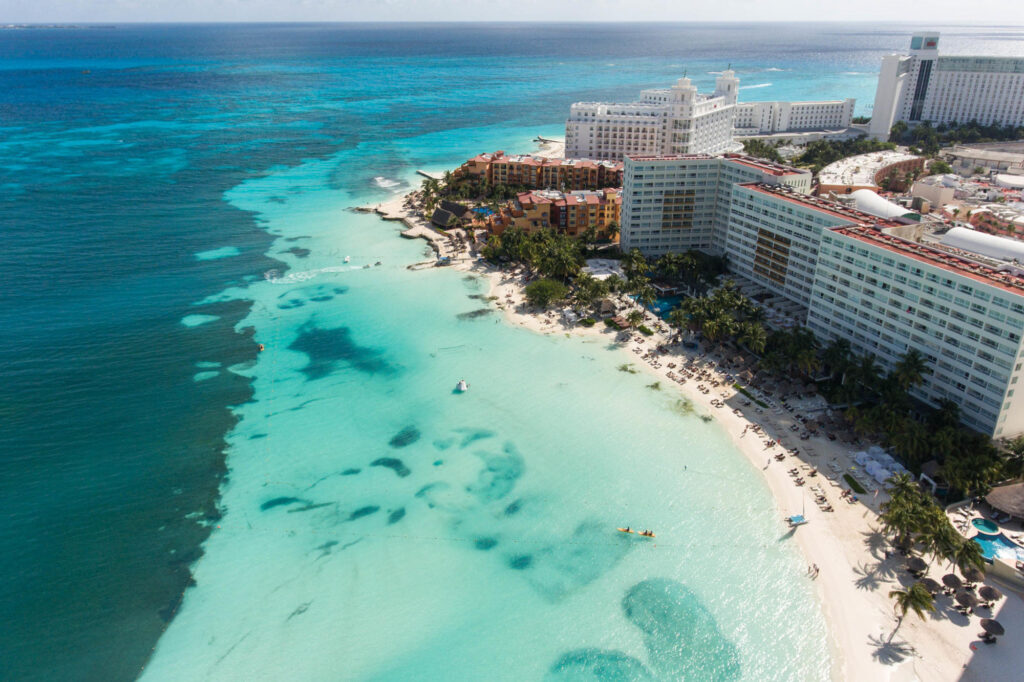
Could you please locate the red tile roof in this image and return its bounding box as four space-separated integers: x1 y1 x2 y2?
833 226 1024 295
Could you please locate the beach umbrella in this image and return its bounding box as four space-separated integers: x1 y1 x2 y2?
921 578 942 594
906 557 928 574
956 590 980 609
963 567 985 583
980 619 1005 637
979 585 1003 603
942 574 963 590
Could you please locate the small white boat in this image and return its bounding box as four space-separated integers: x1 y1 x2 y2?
344 256 351 263
455 380 469 392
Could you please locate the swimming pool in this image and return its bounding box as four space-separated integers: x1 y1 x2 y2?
650 295 682 319
972 532 1024 563
972 518 1000 535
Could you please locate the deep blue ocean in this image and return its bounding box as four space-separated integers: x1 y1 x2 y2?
2 23 1022 681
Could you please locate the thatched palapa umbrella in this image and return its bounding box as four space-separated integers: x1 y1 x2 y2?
956 590 980 609
921 578 942 595
979 585 1003 603
906 557 928 574
980 618 1005 637
963 566 985 584
942 574 963 591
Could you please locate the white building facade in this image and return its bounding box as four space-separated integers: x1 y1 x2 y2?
619 154 812 257
869 33 1024 139
808 225 1024 437
734 99 856 135
566 72 740 161
620 154 1024 437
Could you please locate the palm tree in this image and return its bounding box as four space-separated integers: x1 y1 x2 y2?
622 248 648 281
853 353 881 399
894 349 928 390
604 274 625 295
887 473 921 501
605 220 620 242
667 307 689 340
738 321 767 355
822 338 853 382
626 309 645 328
948 537 986 575
888 582 935 642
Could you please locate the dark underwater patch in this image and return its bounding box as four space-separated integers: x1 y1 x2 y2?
277 298 305 310
309 294 333 302
341 468 361 476
456 308 493 320
508 554 532 570
546 649 654 682
285 246 311 258
622 579 741 680
348 505 380 521
371 457 411 477
249 433 267 440
389 425 421 448
474 537 498 551
467 441 524 502
387 508 406 525
260 497 303 511
288 502 332 513
457 428 495 449
504 499 522 516
288 321 395 380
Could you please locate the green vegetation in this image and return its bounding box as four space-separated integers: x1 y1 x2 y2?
419 173 525 216
667 280 767 354
794 137 897 174
732 383 768 408
851 115 871 124
647 381 661 391
523 278 568 308
844 474 867 495
672 398 695 416
604 318 622 330
578 317 596 327
890 120 1024 156
481 226 584 281
617 363 638 374
888 582 935 643
879 473 986 582
637 325 654 336
929 159 953 175
741 139 784 163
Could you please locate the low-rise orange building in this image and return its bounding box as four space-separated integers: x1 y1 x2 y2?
456 151 622 190
487 188 621 241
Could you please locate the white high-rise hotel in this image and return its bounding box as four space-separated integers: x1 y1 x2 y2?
870 33 1024 139
565 72 742 161
621 154 1024 438
566 71 856 161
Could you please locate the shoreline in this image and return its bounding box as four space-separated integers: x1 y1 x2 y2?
370 133 1024 680
464 258 1023 681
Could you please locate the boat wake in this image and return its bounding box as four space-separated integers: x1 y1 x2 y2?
373 176 405 193
740 83 772 90
263 265 361 284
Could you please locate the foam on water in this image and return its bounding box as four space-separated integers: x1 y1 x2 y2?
195 246 242 261
141 141 829 681
180 313 220 327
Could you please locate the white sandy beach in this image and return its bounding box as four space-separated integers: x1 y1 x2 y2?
471 261 1024 682
367 135 1024 681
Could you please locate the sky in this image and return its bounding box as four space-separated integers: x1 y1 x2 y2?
2 0 1023 24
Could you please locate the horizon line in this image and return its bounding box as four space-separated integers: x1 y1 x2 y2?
5 20 1024 26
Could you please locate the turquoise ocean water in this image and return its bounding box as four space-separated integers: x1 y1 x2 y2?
3 23 1023 681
